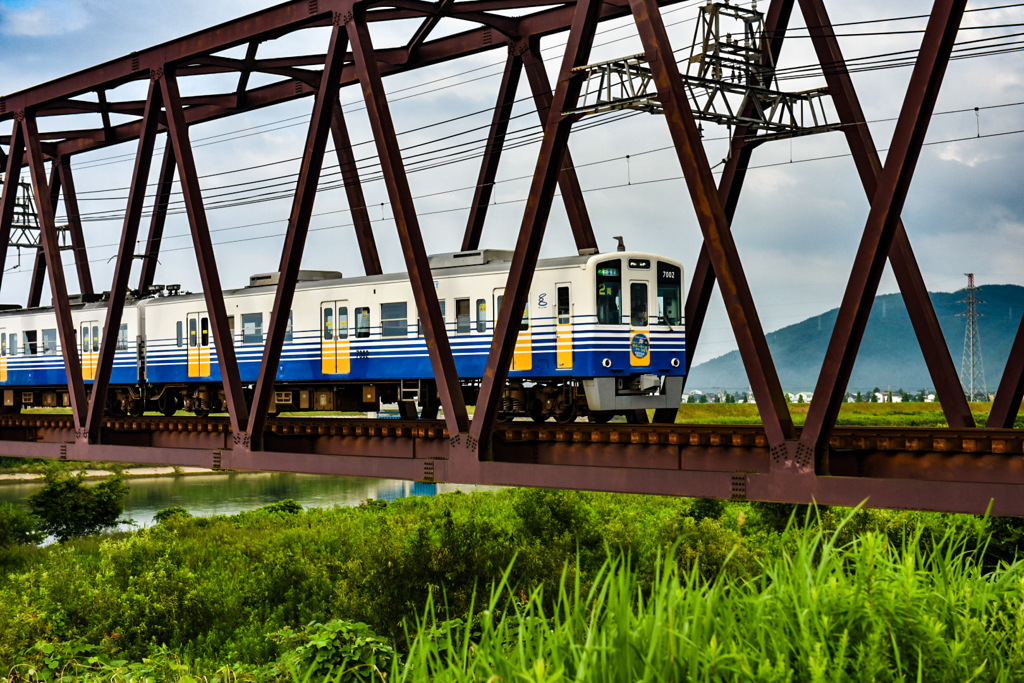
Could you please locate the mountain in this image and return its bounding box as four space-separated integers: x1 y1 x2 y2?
687 285 1024 393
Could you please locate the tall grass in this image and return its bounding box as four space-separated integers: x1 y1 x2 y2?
399 511 1024 682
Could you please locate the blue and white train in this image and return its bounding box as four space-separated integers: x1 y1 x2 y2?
0 249 685 422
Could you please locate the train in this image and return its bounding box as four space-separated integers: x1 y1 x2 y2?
0 248 686 422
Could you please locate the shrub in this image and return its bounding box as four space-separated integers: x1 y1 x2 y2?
256 499 303 515
0 502 43 548
153 506 192 524
269 619 396 681
27 469 129 542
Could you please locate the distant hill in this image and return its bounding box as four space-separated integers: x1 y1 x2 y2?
688 285 1024 393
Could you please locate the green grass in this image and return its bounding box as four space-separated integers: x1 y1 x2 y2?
672 401 1024 428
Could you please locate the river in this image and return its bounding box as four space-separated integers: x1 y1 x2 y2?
0 473 463 531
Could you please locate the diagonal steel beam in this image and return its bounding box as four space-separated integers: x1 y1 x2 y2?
681 0 793 384
161 68 250 438
248 20 350 446
989 316 1024 428
629 0 793 446
798 0 972 430
0 121 26 295
521 40 597 252
348 8 470 437
800 0 968 457
22 112 89 433
56 157 94 297
470 0 605 451
462 49 523 251
26 162 62 309
331 99 382 275
85 76 162 443
138 138 176 292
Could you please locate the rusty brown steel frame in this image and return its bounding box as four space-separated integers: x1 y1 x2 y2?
1 0 1023 515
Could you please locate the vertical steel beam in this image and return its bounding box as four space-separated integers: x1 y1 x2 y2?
682 0 793 379
800 0 967 455
470 0 604 449
138 139 176 292
347 10 469 437
160 68 250 438
331 99 382 275
21 112 88 432
988 317 1024 428
798 0 972 429
85 77 162 443
462 49 523 251
0 121 26 294
629 0 793 446
521 41 598 252
248 21 350 444
57 157 93 296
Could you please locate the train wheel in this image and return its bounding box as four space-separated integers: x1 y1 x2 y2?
158 392 180 417
554 404 576 424
529 401 547 424
127 399 145 417
194 408 209 418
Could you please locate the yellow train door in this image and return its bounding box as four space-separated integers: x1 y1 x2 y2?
187 312 212 378
0 329 7 383
80 321 99 380
556 283 573 370
494 289 531 371
320 300 350 375
629 281 651 368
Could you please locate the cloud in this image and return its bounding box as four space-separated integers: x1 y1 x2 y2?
0 0 91 36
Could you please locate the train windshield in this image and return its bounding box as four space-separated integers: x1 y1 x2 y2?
596 259 621 324
657 261 682 326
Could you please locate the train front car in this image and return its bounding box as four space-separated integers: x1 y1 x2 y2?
577 252 685 420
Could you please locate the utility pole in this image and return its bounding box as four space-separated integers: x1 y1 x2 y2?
958 273 987 401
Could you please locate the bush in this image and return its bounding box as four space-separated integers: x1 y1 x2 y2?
269 619 396 681
256 499 303 515
0 502 43 548
153 506 191 524
27 469 129 542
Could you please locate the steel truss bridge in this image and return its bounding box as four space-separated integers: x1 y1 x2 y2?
3 0 1024 515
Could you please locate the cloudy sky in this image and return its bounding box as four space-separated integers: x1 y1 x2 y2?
1 0 1023 369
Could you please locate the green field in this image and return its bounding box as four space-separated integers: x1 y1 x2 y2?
671 401 1024 428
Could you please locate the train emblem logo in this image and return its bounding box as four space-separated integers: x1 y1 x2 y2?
631 334 649 359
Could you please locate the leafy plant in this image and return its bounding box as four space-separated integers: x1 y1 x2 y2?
0 502 43 549
154 506 192 524
27 469 129 542
269 619 396 681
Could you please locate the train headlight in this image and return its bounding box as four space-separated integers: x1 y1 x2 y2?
602 358 612 368
671 358 680 368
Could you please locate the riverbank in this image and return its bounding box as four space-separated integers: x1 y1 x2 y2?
0 465 215 483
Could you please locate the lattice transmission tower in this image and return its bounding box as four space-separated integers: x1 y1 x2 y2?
0 173 72 265
958 273 987 401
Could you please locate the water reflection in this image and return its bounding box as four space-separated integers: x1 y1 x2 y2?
0 473 444 530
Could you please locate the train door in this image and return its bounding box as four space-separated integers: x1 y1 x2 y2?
628 280 651 368
555 283 573 370
186 312 212 378
320 300 350 375
80 320 99 380
494 288 532 371
0 329 7 382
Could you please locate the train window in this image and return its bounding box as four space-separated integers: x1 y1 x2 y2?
417 301 445 336
355 307 370 338
228 316 235 338
118 324 129 351
476 299 486 333
1 333 6 356
201 318 209 347
10 334 17 357
285 311 294 343
339 307 349 339
241 313 263 344
42 329 57 355
455 299 470 334
92 326 100 353
189 319 197 348
323 308 333 340
495 296 529 331
177 321 184 348
630 283 648 327
25 331 37 356
657 261 682 326
557 287 570 325
81 326 90 353
596 259 622 324
381 302 408 338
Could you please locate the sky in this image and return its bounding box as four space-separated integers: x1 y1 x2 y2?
1 0 1023 370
